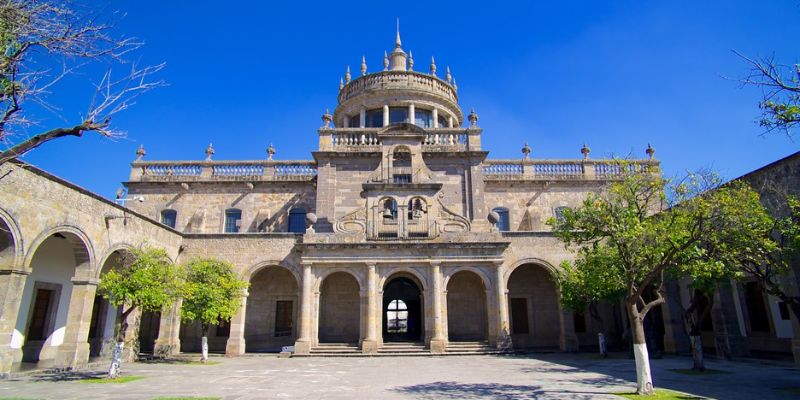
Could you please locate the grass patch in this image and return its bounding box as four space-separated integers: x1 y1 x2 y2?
79 375 144 384
668 368 730 375
152 397 221 400
614 388 706 399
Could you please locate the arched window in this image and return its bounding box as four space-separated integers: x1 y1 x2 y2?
224 209 242 233
492 207 510 232
407 198 426 220
386 299 408 333
160 209 177 229
288 208 306 233
382 198 397 220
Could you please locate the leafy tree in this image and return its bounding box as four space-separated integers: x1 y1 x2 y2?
97 247 182 378
180 258 248 362
548 164 773 395
0 0 164 164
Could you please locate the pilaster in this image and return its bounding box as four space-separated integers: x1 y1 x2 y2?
54 279 98 370
494 262 511 350
294 263 314 355
154 299 182 358
362 263 379 354
225 290 248 357
429 262 446 354
0 270 27 377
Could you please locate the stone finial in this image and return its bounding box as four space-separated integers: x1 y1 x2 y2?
446 66 452 83
488 211 500 232
321 108 332 128
135 144 146 160
305 212 318 234
339 77 344 90
205 143 215 160
408 51 414 71
360 56 367 76
395 18 402 48
468 108 478 127
581 143 591 160
646 143 655 160
267 143 276 160
452 77 458 92
522 143 531 160
430 56 437 76
383 51 389 71
345 66 351 83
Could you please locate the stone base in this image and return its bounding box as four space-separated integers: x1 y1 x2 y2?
361 339 378 354
429 339 446 354
0 346 14 379
154 339 180 359
225 338 245 357
54 342 90 370
293 340 311 355
496 334 512 351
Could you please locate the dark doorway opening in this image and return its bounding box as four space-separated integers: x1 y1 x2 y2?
383 277 423 342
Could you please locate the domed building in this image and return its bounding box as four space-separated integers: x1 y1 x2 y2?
0 28 671 374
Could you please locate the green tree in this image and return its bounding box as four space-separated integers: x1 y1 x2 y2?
180 258 248 362
97 247 182 378
548 165 773 395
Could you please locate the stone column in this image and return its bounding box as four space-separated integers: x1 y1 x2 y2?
558 303 579 352
0 270 27 377
429 262 446 353
362 263 378 354
408 103 415 125
154 299 182 358
432 108 439 128
711 284 749 358
54 279 98 370
225 289 248 357
359 107 366 128
495 263 511 350
382 105 390 127
294 263 313 355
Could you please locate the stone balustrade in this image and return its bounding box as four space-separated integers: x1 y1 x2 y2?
130 160 317 182
319 128 477 152
338 71 457 104
483 159 658 181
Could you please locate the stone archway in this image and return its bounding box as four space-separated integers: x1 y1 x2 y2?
507 263 560 349
88 250 128 358
16 231 92 365
446 270 488 342
382 276 424 342
244 266 299 352
318 272 360 343
0 216 17 270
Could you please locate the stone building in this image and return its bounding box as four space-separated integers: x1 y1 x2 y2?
2 29 681 376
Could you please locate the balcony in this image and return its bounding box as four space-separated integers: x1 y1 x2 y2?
482 159 659 182
129 160 317 182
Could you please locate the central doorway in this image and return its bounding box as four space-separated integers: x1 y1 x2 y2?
382 276 423 342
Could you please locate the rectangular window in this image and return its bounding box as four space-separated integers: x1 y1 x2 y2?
414 109 433 128
275 300 293 337
365 109 384 127
27 288 54 341
493 208 510 232
224 209 242 233
288 210 306 233
393 174 412 184
778 301 791 321
510 298 529 334
160 210 177 229
389 107 408 124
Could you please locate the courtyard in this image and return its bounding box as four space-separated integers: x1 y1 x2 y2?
0 354 798 399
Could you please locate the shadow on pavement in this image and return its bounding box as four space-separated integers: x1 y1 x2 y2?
390 381 612 399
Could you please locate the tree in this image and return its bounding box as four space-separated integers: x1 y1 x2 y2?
0 0 164 165
97 247 182 378
736 51 800 137
548 164 773 395
180 258 248 362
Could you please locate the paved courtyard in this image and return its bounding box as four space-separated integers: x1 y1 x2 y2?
0 353 798 399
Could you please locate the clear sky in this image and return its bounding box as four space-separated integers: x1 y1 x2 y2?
17 0 800 199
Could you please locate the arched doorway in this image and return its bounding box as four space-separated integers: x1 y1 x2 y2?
88 250 127 358
16 231 91 365
318 272 360 343
382 276 423 342
507 264 560 349
244 266 299 352
0 217 16 269
446 270 487 342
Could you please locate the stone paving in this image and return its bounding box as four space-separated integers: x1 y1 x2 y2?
0 353 798 399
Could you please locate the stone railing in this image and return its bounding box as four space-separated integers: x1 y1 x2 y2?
130 160 317 182
319 127 477 152
483 159 659 181
338 71 458 104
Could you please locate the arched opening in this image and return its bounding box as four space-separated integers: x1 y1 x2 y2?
89 250 129 358
382 276 423 342
16 232 91 365
407 198 428 238
378 198 399 239
318 272 360 343
507 264 560 349
0 217 16 269
244 266 299 352
446 270 488 342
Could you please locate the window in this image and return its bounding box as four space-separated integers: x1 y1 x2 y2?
393 174 412 184
275 300 293 337
437 115 449 128
160 209 177 229
393 148 411 167
224 209 242 233
389 107 408 124
288 208 306 233
554 206 569 223
778 301 791 321
414 109 433 128
386 299 408 333
365 109 384 127
382 198 398 220
348 117 359 128
492 207 510 231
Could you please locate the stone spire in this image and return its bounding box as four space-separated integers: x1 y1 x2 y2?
339 77 344 90
205 143 215 160
360 56 367 76
135 144 146 160
345 66 351 83
430 56 437 76
408 51 414 71
446 66 452 83
389 20 407 71
321 108 332 128
383 51 389 71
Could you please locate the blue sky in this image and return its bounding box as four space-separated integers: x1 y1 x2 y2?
17 0 800 198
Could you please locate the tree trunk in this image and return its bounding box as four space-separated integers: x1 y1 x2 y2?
629 305 654 395
683 290 709 372
108 313 128 378
589 302 608 358
201 324 209 362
